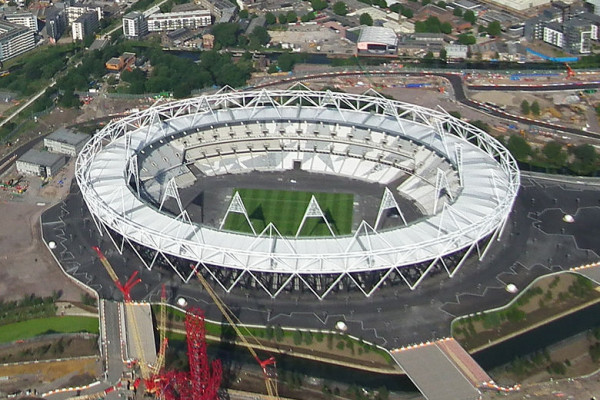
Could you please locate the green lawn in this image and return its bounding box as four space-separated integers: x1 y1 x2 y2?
0 316 99 343
223 189 354 236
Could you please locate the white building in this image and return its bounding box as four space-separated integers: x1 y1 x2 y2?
123 11 147 39
16 149 65 177
147 9 211 32
0 20 35 61
66 3 102 24
4 12 38 32
543 23 564 47
72 11 99 41
588 0 600 15
445 44 468 59
44 129 89 157
356 26 398 55
487 0 573 11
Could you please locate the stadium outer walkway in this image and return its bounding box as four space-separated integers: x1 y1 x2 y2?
390 338 491 400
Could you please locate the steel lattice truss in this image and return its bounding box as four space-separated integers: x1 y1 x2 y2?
75 89 520 299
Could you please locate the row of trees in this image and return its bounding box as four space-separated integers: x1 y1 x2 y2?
64 39 254 99
520 100 541 116
506 135 598 175
212 22 270 50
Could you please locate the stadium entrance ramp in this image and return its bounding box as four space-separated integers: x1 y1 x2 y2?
391 338 489 400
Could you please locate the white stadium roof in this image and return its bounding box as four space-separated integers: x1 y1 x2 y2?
76 89 519 298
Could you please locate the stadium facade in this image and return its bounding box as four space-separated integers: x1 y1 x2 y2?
75 89 520 299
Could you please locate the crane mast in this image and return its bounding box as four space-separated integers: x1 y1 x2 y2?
192 269 279 399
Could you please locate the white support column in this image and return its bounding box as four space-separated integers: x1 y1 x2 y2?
127 154 140 197
219 191 256 235
454 144 463 187
434 168 454 214
295 195 335 238
159 177 184 213
434 119 450 156
374 187 407 230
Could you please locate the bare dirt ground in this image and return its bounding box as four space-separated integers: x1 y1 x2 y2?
0 357 98 396
0 336 98 364
0 159 84 302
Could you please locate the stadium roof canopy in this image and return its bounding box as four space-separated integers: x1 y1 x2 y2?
76 89 519 298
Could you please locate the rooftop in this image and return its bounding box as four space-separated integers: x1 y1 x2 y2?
19 149 64 166
358 26 398 46
46 128 89 147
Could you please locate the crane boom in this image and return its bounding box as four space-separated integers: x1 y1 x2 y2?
92 246 119 283
151 285 168 375
193 270 279 398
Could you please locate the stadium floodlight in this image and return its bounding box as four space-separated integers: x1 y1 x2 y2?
76 89 519 299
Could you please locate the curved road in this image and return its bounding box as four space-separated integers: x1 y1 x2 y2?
254 70 600 139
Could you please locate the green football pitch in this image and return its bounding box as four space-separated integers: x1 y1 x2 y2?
223 188 354 236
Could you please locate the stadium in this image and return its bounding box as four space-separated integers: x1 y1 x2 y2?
75 88 520 299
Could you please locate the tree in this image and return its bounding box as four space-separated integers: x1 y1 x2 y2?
249 26 270 47
457 34 476 45
401 8 413 18
275 325 284 341
333 1 348 15
453 7 463 16
440 21 452 34
265 12 276 25
423 51 434 60
278 52 298 71
436 1 446 7
543 141 567 167
278 13 287 24
570 144 597 175
238 9 249 19
293 330 303 345
212 23 241 47
530 100 540 116
487 20 501 36
439 48 447 60
301 13 315 22
520 99 530 115
507 135 532 161
310 0 327 11
421 0 431 5
463 9 476 23
360 13 373 26
286 10 297 23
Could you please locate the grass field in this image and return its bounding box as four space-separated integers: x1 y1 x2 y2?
223 189 354 236
0 316 99 343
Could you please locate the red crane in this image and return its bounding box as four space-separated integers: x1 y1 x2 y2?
151 308 222 400
92 246 141 301
566 63 575 79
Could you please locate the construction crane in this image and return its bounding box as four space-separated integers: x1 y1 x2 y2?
150 284 168 376
566 63 576 79
192 268 279 399
150 307 222 400
92 247 156 387
93 246 220 399
92 246 141 301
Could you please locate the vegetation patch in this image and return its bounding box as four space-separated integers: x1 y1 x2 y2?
452 273 600 351
0 316 99 343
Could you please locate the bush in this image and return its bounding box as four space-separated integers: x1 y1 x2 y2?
315 331 324 342
293 330 302 345
336 340 345 350
547 361 567 375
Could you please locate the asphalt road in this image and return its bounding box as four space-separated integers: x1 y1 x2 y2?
254 70 600 139
40 173 600 350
